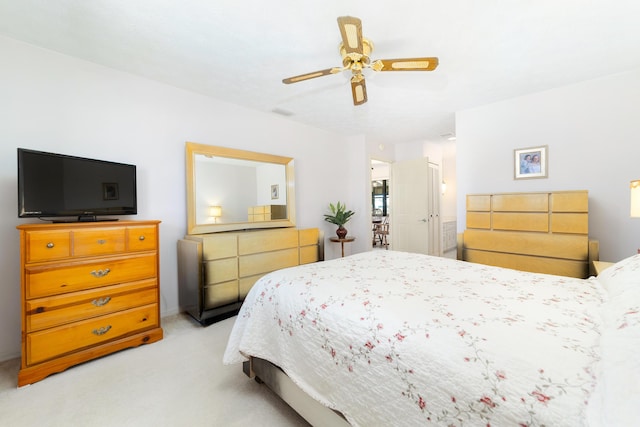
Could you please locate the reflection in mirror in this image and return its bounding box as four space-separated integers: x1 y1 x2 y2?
186 142 296 234
193 155 287 224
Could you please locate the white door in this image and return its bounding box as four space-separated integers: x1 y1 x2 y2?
391 158 441 255
427 162 441 255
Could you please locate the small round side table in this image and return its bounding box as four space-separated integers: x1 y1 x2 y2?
329 236 355 257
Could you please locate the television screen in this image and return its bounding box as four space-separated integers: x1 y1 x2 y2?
18 148 137 220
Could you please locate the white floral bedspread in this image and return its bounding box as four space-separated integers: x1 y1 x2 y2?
224 250 606 426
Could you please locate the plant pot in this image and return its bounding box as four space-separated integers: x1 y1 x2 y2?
336 226 348 239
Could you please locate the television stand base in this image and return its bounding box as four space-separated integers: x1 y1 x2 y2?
46 216 120 223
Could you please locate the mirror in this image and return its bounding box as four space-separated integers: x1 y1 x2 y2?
186 142 296 234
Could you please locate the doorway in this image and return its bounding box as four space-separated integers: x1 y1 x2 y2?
390 158 441 256
371 159 391 249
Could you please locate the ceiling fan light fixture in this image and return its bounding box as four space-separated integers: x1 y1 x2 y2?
281 16 438 106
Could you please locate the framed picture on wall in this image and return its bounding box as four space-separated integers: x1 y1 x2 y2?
514 145 548 179
271 184 279 199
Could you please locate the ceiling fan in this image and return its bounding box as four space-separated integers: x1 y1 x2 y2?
282 16 439 106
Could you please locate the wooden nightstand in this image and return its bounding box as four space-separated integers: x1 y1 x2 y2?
329 236 355 257
592 261 615 276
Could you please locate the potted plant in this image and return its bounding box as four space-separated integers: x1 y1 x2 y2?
324 201 355 239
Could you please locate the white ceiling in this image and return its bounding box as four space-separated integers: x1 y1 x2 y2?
2 1 640 144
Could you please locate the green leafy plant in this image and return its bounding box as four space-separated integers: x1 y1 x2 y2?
323 201 355 227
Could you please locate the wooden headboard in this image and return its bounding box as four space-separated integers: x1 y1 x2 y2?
458 190 599 278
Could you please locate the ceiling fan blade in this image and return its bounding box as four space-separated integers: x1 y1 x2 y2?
371 57 439 72
350 74 367 106
337 16 363 54
282 67 343 84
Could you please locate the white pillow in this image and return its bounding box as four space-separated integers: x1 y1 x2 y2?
596 254 640 297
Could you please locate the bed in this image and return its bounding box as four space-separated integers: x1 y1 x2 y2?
224 250 640 426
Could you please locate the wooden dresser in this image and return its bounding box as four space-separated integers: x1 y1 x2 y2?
459 191 599 278
17 220 163 386
178 227 322 325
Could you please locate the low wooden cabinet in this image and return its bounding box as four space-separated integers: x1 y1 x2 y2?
17 220 163 386
178 227 322 325
247 205 287 222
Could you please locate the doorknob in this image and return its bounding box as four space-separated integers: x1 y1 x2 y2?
419 218 427 222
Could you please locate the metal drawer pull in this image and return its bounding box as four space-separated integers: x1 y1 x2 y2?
92 325 112 336
91 296 111 307
97 239 106 245
139 235 145 241
90 268 111 278
46 242 55 248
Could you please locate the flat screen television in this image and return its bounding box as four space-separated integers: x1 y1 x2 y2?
18 148 137 221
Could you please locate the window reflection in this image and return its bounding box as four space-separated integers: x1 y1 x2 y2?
372 179 389 217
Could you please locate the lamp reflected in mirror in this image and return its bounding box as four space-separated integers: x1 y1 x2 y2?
209 206 222 223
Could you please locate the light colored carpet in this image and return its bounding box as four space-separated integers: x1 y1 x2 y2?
0 314 310 427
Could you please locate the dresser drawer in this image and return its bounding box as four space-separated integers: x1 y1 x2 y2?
73 227 126 256
204 258 238 285
201 233 238 260
299 228 319 246
204 280 239 309
26 279 158 332
300 245 320 265
239 247 299 277
26 304 159 365
26 253 157 298
25 230 71 263
127 225 158 252
238 228 299 255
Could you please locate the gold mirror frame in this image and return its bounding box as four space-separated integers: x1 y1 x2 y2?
186 142 296 234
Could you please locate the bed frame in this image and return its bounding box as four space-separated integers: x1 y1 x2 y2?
457 190 599 278
243 357 350 426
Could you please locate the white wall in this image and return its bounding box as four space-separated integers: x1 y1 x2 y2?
0 35 367 361
332 134 369 258
456 69 640 262
440 140 457 222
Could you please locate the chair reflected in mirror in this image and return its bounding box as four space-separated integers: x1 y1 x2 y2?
373 216 389 249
